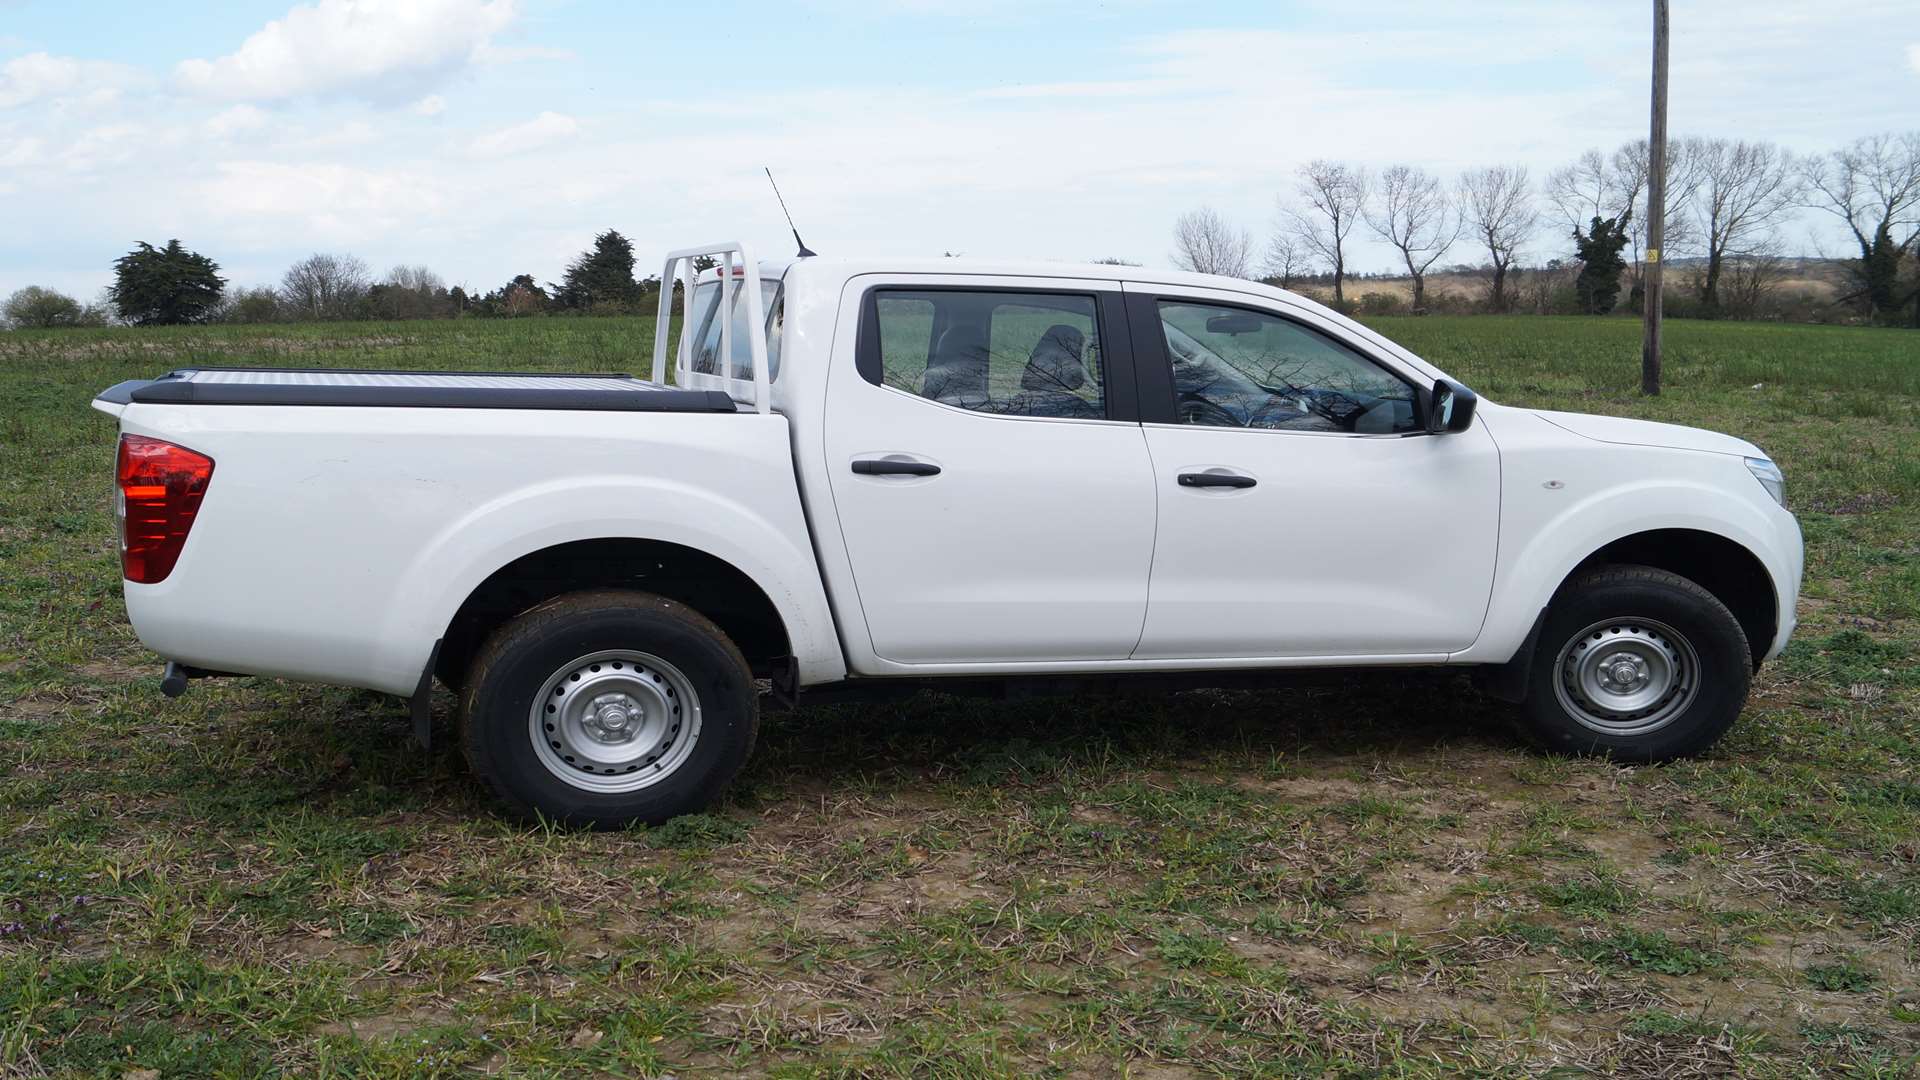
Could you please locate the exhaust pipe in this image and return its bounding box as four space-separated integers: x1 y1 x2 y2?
158 661 233 697
159 661 190 697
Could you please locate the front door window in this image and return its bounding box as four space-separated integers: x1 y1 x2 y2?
1157 301 1418 434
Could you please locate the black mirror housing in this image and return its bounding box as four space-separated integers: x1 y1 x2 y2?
1427 378 1478 434
1204 313 1264 336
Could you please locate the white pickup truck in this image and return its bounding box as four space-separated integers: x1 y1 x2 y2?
94 243 1802 826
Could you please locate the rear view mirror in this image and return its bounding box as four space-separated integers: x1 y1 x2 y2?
1427 377 1478 434
1205 313 1264 336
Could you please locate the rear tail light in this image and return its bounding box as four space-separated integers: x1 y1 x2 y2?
116 435 214 584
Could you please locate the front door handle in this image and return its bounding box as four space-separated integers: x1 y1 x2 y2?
1177 472 1256 489
853 458 941 477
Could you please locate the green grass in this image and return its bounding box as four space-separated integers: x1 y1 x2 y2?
3 313 1919 1077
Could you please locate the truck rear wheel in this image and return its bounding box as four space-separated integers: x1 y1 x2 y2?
460 590 757 828
1518 565 1751 762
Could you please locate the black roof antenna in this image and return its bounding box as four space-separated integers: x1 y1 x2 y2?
765 168 817 257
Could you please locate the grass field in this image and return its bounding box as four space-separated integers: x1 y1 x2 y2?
2 314 1917 1078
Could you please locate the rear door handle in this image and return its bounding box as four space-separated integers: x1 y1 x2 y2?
852 458 941 477
1177 472 1256 489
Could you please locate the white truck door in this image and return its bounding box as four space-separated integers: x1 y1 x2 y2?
1121 282 1501 659
823 276 1156 664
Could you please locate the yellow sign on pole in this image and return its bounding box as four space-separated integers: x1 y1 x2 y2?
1646 248 1661 264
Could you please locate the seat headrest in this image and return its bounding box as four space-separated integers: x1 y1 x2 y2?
921 323 990 401
1021 324 1088 392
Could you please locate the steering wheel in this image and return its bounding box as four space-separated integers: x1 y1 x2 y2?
1178 397 1246 428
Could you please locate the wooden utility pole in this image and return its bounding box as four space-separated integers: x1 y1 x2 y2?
1641 0 1669 396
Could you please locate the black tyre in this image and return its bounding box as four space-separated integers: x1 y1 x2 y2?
461 590 757 828
1519 564 1751 762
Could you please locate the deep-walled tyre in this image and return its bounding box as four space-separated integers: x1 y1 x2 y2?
1519 565 1751 763
461 590 757 828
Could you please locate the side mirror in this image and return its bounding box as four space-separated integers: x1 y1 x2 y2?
1427 377 1478 434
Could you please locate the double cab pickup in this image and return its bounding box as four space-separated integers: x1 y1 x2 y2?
94 244 1803 826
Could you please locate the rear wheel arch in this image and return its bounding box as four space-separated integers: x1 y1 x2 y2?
435 538 792 691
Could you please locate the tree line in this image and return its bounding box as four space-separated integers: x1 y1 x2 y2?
1 229 685 330
6 131 1914 330
1170 131 1920 326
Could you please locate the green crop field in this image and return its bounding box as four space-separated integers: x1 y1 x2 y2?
2 315 1917 1077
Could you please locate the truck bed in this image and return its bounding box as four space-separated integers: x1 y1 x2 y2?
95 367 740 413
99 378 840 696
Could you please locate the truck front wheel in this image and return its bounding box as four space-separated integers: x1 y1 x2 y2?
460 590 758 828
1518 565 1751 762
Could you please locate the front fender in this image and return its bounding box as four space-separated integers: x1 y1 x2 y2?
1454 472 1797 665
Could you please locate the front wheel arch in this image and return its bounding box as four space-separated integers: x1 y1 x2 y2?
1564 529 1776 670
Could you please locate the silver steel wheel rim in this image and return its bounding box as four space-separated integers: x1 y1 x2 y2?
530 650 702 793
1552 617 1700 737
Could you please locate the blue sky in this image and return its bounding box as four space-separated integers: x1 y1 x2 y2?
2 0 1916 300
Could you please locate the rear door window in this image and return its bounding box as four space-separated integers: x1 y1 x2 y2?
868 290 1104 419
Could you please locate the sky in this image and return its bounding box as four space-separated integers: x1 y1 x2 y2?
1 0 1917 301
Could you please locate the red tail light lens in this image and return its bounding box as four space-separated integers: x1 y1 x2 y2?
116 435 215 584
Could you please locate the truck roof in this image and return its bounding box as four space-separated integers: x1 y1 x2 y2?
700 255 1295 303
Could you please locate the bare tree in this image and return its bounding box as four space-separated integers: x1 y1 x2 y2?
1364 164 1458 312
386 264 445 293
1287 160 1368 306
1802 131 1920 318
1719 240 1791 319
370 264 453 319
1170 207 1252 278
1685 138 1802 312
281 253 371 320
1458 165 1539 313
1547 148 1638 234
3 286 86 329
1552 139 1702 297
1261 231 1311 289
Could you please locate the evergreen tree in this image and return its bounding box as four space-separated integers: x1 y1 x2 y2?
1860 222 1903 317
109 240 226 325
1572 211 1632 315
554 230 642 311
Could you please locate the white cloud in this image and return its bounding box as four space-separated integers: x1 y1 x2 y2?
1908 42 1920 74
472 43 575 65
174 0 516 104
6 0 1918 304
0 51 134 109
0 134 42 168
205 104 268 138
201 161 446 239
469 111 578 158
56 124 147 173
298 120 379 149
973 79 1169 101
